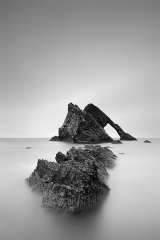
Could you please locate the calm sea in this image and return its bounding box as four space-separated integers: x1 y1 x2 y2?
0 138 160 240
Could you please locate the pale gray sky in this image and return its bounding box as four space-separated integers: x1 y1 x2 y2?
1 0 160 137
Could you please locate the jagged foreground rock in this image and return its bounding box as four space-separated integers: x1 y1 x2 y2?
27 145 116 213
50 103 136 143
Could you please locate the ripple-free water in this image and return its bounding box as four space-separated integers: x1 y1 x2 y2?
0 138 160 240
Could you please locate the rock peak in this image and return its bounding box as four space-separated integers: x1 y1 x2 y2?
50 103 136 143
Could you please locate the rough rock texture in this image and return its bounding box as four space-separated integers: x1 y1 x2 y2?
50 103 136 143
50 103 113 143
84 104 137 141
27 145 116 213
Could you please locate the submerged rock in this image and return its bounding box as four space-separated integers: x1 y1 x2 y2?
144 140 151 143
50 103 136 143
27 145 116 213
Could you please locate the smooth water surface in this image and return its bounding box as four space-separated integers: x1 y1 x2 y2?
0 138 160 240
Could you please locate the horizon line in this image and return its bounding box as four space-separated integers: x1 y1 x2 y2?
0 137 160 139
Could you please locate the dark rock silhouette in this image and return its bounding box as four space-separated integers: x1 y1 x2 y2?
50 103 136 143
51 103 113 143
144 140 151 143
25 147 32 149
111 140 122 144
84 104 137 141
27 145 116 213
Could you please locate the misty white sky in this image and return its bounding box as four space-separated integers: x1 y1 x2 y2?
1 0 160 138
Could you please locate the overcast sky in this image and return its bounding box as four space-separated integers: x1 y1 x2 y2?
1 0 160 138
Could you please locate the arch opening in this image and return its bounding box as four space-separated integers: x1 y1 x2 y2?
105 124 120 140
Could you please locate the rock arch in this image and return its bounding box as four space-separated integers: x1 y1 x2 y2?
50 103 136 143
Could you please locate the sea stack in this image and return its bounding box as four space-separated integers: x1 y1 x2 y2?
27 145 116 213
50 103 137 143
84 104 137 141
